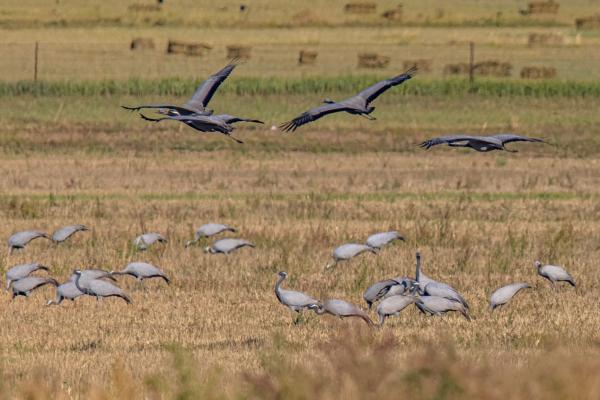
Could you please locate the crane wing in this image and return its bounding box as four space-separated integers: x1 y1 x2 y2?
121 104 199 115
184 60 238 112
356 66 417 105
418 135 483 149
279 102 352 132
492 134 546 144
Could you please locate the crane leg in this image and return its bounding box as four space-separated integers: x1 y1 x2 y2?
359 114 376 121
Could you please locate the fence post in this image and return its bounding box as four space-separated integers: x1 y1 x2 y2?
469 41 474 84
33 42 39 82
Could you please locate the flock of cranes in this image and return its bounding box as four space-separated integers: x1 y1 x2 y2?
4 222 254 304
5 222 577 328
5 61 564 333
276 248 576 327
121 60 548 151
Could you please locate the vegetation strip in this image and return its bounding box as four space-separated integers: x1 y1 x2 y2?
1 77 599 98
0 191 593 203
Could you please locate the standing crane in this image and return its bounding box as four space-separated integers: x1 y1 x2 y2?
489 282 532 310
313 299 374 326
204 238 255 254
6 262 49 291
274 271 320 323
185 223 237 247
72 270 132 304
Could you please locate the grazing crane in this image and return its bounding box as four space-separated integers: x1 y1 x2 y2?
383 277 419 299
274 271 320 323
6 262 48 291
10 277 59 299
280 66 416 132
68 269 116 284
325 243 377 270
489 282 532 310
377 295 422 326
363 278 412 309
51 224 89 243
7 230 50 254
133 232 167 251
535 260 576 289
416 295 471 321
415 252 469 309
418 134 546 152
47 281 84 305
139 113 261 144
72 270 132 304
313 299 374 326
365 231 406 250
112 262 170 285
122 60 238 116
185 223 237 247
204 238 255 254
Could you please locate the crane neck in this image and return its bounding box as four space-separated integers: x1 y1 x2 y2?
274 274 285 295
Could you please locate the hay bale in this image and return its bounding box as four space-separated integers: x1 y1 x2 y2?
358 53 390 68
443 61 512 77
443 63 470 75
167 40 212 56
344 2 377 14
575 15 600 30
298 50 318 65
520 66 557 79
227 45 252 60
474 61 512 77
130 37 155 51
528 33 564 45
128 3 161 12
382 5 403 21
520 1 559 15
403 59 432 73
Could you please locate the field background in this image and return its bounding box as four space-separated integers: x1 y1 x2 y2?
1 1 600 399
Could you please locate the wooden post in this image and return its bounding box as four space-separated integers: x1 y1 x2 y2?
33 42 39 82
469 41 474 84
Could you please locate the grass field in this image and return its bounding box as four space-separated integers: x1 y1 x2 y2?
1 91 600 398
1 1 600 398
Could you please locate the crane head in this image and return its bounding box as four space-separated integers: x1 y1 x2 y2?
278 271 287 278
323 98 335 104
534 260 542 269
203 246 213 254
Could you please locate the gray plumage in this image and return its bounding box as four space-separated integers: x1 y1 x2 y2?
72 270 132 304
415 252 469 309
204 238 255 254
366 231 406 249
326 243 378 270
363 278 406 309
122 60 238 116
535 260 576 289
280 66 416 132
112 262 170 284
314 299 374 326
377 295 422 326
51 224 89 243
133 232 167 251
419 134 546 152
416 296 471 321
10 277 59 299
6 262 48 291
185 223 237 247
47 282 84 305
7 230 50 254
274 271 319 315
489 282 532 310
68 269 116 284
383 277 419 299
139 113 252 144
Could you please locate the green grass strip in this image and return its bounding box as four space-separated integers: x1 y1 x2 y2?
1 77 599 98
